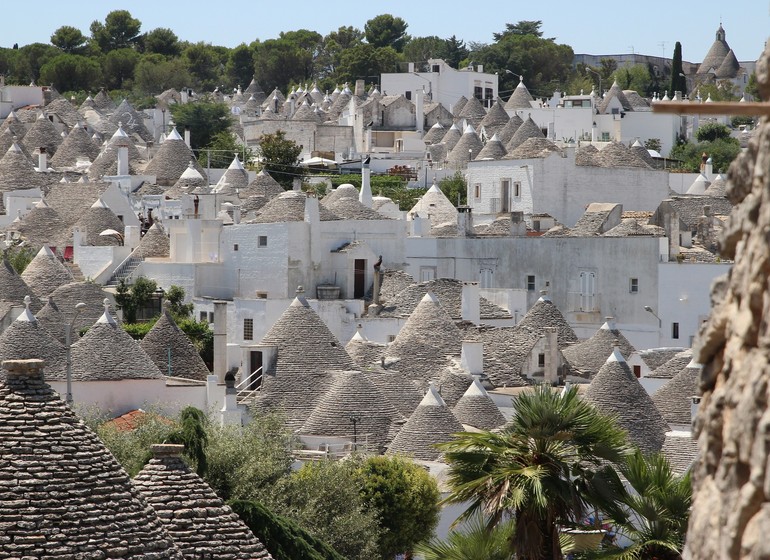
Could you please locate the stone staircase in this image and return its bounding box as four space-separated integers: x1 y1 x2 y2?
105 256 144 287
64 262 86 282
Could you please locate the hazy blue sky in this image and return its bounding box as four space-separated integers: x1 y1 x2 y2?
4 1 768 63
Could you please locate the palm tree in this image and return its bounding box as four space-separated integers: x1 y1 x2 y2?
415 515 515 560
582 450 691 560
439 384 630 560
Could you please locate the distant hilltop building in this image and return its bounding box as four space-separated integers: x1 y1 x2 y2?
573 23 757 96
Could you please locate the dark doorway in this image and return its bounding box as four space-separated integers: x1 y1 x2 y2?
354 259 367 298
249 351 263 390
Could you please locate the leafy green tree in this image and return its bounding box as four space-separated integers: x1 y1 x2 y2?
493 20 551 41
598 58 618 85
670 41 686 95
183 42 225 91
168 406 209 476
415 515 516 560
745 72 762 101
695 122 731 142
231 500 347 560
611 64 652 96
669 136 740 173
697 80 739 102
256 130 302 188
50 25 88 54
364 14 409 51
90 10 142 52
114 276 158 324
4 245 35 273
39 54 102 93
165 285 193 318
644 138 662 153
317 26 364 81
134 54 191 94
103 48 139 89
336 44 399 85
169 100 231 150
584 450 692 560
204 130 255 169
13 43 59 83
402 36 446 66
270 460 381 560
439 385 629 560
254 37 314 92
443 35 469 69
227 43 256 89
439 171 467 206
141 27 181 57
357 456 441 559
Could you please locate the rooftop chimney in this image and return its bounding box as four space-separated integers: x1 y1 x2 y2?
150 443 184 459
415 87 424 133
461 281 480 324
543 327 558 385
2 359 44 381
37 147 47 172
510 211 526 236
213 301 228 383
460 340 483 375
457 206 474 237
354 79 365 97
117 145 129 176
360 156 373 208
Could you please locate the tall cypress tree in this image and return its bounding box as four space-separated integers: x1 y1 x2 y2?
670 42 687 95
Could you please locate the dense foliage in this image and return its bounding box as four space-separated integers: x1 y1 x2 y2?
256 130 303 188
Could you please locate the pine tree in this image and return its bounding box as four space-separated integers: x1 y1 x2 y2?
670 41 687 95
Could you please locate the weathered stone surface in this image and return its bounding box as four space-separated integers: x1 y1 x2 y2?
685 41 770 559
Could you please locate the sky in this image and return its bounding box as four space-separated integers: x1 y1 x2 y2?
3 1 768 63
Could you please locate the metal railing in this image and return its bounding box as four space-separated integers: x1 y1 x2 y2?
105 255 144 287
293 434 374 461
236 366 263 402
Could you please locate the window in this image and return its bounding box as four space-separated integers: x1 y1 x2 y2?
538 353 545 368
484 87 493 100
474 86 483 100
474 183 481 199
200 311 208 323
672 322 680 340
527 275 536 291
431 64 440 73
405 90 412 100
601 132 610 141
480 268 493 289
233 244 239 251
387 335 396 343
258 235 267 247
513 181 521 197
208 312 214 323
629 278 639 293
633 365 641 378
579 270 596 311
243 318 254 341
533 220 541 232
117 215 124 223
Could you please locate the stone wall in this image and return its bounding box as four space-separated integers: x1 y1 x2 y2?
686 42 770 559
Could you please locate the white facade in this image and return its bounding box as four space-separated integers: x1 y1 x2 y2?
381 59 498 111
466 148 671 227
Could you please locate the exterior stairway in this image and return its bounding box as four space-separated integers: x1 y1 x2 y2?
105 256 144 287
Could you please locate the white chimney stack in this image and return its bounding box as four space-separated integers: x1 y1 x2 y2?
461 281 480 324
304 194 320 224
37 147 47 171
360 157 373 208
117 145 129 176
544 327 559 385
460 340 483 375
415 88 424 133
184 128 191 148
213 301 228 383
691 396 701 424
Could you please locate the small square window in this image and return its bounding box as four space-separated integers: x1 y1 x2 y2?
233 244 239 251
672 322 680 340
601 132 610 141
629 278 639 293
243 318 254 341
387 335 396 343
538 353 545 368
200 311 208 323
258 235 267 247
208 312 214 323
633 365 641 378
527 275 536 291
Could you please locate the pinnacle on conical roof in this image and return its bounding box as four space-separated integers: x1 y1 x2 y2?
384 291 463 382
452 377 506 430
300 369 404 452
140 310 210 381
20 244 74 298
584 349 669 453
505 77 535 110
133 444 271 559
387 383 464 461
0 359 182 558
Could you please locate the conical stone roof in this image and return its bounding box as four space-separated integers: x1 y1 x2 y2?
140 310 210 381
479 101 510 135
0 359 183 559
715 49 740 79
145 130 207 186
652 359 701 426
408 182 458 229
251 191 340 223
215 155 249 190
475 134 507 160
133 222 170 258
598 81 633 113
240 170 284 199
346 328 386 368
387 384 464 461
45 97 82 128
109 99 154 142
0 299 66 380
440 124 462 152
384 292 463 382
647 349 693 380
597 141 650 168
300 369 404 452
0 142 45 192
71 304 163 381
457 96 487 127
516 293 578 349
0 111 27 139
133 444 271 559
506 116 545 151
584 348 669 453
505 79 535 110
35 296 68 343
0 258 41 313
496 113 523 146
49 282 116 333
50 122 100 167
562 319 636 377
436 366 473 408
699 25 731 74
422 122 445 145
451 96 468 118
70 199 125 246
447 125 484 168
92 88 117 112
364 367 424 417
88 127 144 179
20 244 74 298
22 112 62 156
505 137 561 160
452 377 506 430
575 143 600 166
